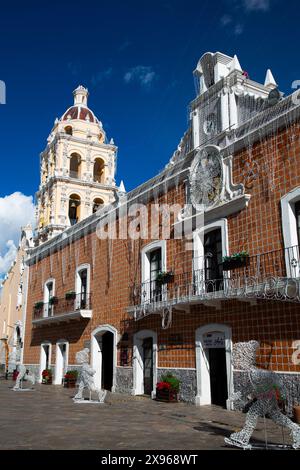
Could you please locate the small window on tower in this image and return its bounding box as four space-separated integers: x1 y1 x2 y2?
69 194 81 226
69 153 81 179
93 198 104 214
65 126 73 135
93 158 105 183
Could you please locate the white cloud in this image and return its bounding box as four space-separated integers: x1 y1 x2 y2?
0 192 35 277
0 240 17 278
234 23 244 35
91 68 113 86
243 0 270 11
124 66 157 89
221 14 232 26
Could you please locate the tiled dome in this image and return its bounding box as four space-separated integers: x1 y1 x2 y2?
62 106 97 123
60 86 101 125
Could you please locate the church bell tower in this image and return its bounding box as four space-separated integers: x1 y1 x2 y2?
36 86 118 244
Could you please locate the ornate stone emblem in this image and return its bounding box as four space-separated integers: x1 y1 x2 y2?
190 146 223 209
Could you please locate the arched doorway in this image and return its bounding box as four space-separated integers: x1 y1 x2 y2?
91 325 117 391
133 330 157 398
195 324 232 409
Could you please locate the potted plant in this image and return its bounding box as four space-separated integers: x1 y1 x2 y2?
156 271 174 284
49 296 58 306
222 251 250 271
156 374 180 402
64 370 78 388
65 291 76 300
34 301 44 311
41 369 52 384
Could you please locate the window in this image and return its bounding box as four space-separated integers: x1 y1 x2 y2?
295 201 300 247
65 126 73 135
68 194 81 226
281 189 300 277
69 153 81 179
204 229 223 291
93 158 105 183
141 241 166 303
75 265 90 309
44 280 54 317
93 198 104 214
193 220 228 293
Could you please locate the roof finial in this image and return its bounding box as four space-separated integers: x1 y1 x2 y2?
264 69 277 88
229 55 243 73
73 85 89 107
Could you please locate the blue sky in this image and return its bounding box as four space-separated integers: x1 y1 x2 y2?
0 0 299 276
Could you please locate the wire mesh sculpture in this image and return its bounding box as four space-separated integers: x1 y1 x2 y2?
13 364 35 391
73 348 106 403
225 341 300 450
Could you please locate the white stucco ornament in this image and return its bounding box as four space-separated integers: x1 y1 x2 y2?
225 341 300 450
73 348 106 404
190 146 223 209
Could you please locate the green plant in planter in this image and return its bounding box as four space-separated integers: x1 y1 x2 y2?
64 370 78 379
42 369 52 383
222 251 249 263
65 291 76 300
156 271 174 284
160 373 181 392
49 296 58 305
34 301 44 310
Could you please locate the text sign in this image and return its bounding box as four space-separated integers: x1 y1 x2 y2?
203 332 225 349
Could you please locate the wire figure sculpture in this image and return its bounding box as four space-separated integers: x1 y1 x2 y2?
225 341 300 450
73 348 106 404
13 364 35 391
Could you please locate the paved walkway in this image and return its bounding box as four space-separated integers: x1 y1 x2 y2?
0 380 296 450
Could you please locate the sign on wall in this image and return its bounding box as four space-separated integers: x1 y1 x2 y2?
203 332 225 349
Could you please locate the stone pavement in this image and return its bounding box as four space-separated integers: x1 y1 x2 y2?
0 380 296 450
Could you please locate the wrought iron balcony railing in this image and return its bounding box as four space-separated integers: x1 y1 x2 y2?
33 293 92 322
128 246 300 317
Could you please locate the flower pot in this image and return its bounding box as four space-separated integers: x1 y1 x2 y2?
222 257 250 271
294 405 300 424
42 379 52 385
64 378 77 388
65 292 76 300
156 273 174 285
155 388 178 403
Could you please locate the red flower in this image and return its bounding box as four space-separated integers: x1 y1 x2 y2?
156 381 171 391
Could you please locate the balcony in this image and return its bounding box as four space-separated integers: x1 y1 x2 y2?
32 294 92 326
128 246 300 321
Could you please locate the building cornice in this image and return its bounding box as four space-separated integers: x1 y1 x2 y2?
36 176 116 197
40 133 117 158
